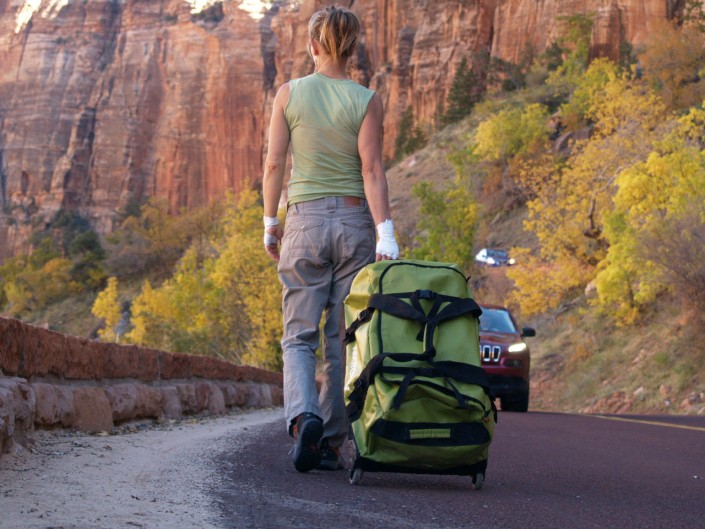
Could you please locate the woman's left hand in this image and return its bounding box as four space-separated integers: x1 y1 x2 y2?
264 225 284 262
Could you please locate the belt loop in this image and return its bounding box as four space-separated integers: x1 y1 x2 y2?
326 196 336 212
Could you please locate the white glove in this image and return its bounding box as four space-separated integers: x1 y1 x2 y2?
375 219 399 259
263 216 280 246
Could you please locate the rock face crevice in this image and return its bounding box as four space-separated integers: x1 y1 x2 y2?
259 3 279 92
0 0 672 258
0 149 6 209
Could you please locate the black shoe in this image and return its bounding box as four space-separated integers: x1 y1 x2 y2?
316 439 345 470
291 413 323 472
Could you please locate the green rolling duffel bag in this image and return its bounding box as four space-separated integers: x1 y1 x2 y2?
343 259 496 488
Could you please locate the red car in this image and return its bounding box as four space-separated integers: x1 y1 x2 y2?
478 304 535 412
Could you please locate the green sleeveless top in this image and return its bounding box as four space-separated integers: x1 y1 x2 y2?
285 73 375 206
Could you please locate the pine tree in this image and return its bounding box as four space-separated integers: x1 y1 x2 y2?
395 108 427 160
442 57 479 125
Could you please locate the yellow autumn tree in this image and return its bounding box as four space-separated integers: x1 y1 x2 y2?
125 280 166 348
126 191 283 370
129 247 224 354
595 105 705 322
3 257 80 317
473 103 552 205
210 191 283 370
92 276 122 342
507 59 669 317
474 103 551 163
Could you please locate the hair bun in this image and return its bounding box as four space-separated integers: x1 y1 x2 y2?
308 6 360 62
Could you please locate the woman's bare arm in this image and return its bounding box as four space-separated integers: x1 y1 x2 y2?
359 93 398 260
358 93 392 226
262 83 291 261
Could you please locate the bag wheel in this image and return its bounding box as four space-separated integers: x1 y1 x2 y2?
349 467 363 485
472 472 484 490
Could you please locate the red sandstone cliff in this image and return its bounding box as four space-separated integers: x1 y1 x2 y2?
0 0 677 259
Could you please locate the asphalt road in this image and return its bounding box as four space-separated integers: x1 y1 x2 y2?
212 411 705 529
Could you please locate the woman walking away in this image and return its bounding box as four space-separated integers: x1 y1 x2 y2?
262 5 399 473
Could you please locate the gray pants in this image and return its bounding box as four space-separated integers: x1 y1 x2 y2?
278 196 375 448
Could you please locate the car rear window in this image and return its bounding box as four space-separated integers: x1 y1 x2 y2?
479 308 517 334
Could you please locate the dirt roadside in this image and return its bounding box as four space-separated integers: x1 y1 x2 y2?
0 408 284 529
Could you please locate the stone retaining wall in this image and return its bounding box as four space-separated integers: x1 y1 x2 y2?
0 316 283 456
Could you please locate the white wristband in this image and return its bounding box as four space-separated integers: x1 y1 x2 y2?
375 219 399 259
263 216 280 228
264 216 280 246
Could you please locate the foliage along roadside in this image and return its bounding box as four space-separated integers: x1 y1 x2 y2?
434 15 705 329
93 190 283 371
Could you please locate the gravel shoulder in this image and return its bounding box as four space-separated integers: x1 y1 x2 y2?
0 407 284 529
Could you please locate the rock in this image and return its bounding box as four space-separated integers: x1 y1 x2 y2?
632 349 650 364
218 382 240 408
160 386 184 419
71 387 114 433
614 400 633 414
271 385 284 406
0 378 36 452
32 383 75 428
633 387 646 400
104 384 164 423
176 383 199 415
246 383 273 408
680 393 703 411
99 343 160 381
161 353 195 380
0 318 24 375
195 381 226 415
580 390 634 414
0 0 674 258
1 316 284 459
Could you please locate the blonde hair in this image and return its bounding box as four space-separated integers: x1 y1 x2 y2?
308 6 360 62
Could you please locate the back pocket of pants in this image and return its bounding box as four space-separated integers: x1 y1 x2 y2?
285 217 325 257
341 219 374 258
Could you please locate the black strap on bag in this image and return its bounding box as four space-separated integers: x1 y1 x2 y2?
368 293 428 323
381 366 488 409
387 360 496 420
346 352 497 423
342 292 435 346
344 291 482 353
346 351 433 422
344 288 493 422
343 307 375 345
370 419 492 447
422 298 482 355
